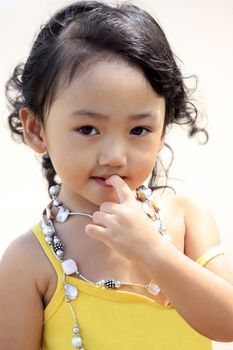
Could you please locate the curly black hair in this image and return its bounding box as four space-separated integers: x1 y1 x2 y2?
5 1 207 191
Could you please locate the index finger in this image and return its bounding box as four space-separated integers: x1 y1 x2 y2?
105 175 133 204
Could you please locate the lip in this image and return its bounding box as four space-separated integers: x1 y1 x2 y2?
91 176 113 188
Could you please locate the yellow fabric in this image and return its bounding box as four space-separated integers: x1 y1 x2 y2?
32 224 212 350
196 245 224 267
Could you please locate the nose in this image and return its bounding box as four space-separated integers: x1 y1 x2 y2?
98 137 127 167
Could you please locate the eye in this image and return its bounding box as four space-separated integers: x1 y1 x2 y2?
77 125 98 136
130 126 151 136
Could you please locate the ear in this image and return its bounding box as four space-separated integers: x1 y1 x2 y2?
19 108 47 154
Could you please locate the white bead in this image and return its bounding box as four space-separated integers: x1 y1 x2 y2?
147 281 160 295
56 206 70 223
49 185 60 196
64 284 78 301
72 335 83 348
62 259 78 275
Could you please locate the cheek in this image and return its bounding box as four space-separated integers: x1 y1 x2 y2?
48 148 91 181
136 144 159 167
130 152 157 189
140 156 157 178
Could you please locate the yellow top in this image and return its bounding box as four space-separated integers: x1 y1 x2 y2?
196 245 224 266
32 224 214 350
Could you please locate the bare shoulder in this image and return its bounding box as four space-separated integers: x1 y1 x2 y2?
160 193 233 284
1 230 41 262
177 194 220 257
0 230 50 295
160 193 220 255
0 230 51 349
161 194 220 246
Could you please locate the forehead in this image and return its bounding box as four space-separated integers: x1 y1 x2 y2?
57 56 147 89
54 58 162 107
47 59 165 128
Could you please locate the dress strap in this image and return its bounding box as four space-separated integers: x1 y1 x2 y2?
196 245 224 267
32 223 63 276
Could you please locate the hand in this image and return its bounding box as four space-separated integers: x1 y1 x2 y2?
85 175 160 262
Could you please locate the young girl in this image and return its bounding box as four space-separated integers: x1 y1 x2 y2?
1 1 233 349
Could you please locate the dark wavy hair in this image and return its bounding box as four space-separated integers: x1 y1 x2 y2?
5 1 207 192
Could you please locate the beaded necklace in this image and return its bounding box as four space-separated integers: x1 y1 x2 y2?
40 184 171 349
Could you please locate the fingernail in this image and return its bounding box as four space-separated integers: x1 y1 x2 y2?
105 178 111 185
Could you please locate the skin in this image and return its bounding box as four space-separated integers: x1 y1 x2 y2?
39 59 166 210
0 59 233 350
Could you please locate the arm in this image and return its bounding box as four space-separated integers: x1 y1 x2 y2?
0 234 44 349
142 196 233 341
86 176 233 342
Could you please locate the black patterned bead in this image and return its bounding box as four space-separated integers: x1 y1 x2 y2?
104 279 116 289
54 242 64 253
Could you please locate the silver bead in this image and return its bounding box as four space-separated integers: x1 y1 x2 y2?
115 281 122 288
72 335 83 348
45 236 53 245
73 324 79 334
56 250 64 258
96 279 105 286
53 198 61 207
154 220 161 229
41 221 55 237
159 222 167 232
136 185 152 201
53 236 61 244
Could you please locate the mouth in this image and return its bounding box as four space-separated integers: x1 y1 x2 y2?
91 175 127 180
91 176 127 187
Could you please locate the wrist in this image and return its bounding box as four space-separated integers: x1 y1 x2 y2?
134 237 172 280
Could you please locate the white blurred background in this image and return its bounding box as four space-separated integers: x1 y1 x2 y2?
0 1 232 349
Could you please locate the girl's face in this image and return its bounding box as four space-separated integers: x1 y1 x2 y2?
41 59 165 211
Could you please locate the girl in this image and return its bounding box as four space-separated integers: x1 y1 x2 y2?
1 1 233 349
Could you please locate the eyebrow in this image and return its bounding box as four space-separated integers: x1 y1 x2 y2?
70 109 158 120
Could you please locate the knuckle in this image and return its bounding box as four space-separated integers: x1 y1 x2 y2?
92 212 98 220
92 211 101 223
100 202 109 212
85 224 95 235
100 202 118 213
120 205 131 217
